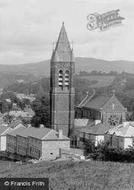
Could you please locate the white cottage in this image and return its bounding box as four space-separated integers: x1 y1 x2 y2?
106 122 134 149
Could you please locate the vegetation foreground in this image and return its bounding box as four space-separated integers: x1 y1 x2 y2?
0 160 134 190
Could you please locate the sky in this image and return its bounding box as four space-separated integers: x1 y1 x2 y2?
0 0 134 64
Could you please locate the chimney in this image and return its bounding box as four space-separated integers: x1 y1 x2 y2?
95 120 101 125
40 124 44 128
58 129 63 138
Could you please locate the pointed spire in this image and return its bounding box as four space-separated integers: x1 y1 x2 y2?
55 22 71 52
51 23 74 62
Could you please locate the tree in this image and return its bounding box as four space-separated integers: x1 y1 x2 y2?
31 96 50 128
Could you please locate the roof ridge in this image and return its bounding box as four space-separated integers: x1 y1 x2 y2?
1 127 10 135
78 89 96 108
39 128 53 140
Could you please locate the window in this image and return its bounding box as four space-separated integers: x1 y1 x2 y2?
58 70 63 88
65 70 69 88
108 115 120 126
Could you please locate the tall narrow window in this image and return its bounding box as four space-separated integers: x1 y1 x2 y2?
65 70 69 88
58 70 63 88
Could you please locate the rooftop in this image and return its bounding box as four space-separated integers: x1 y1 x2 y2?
84 95 110 110
80 123 109 135
7 124 26 136
107 122 134 137
0 125 10 135
78 92 126 112
15 126 69 140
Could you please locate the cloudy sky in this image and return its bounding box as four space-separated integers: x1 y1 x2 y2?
0 0 133 64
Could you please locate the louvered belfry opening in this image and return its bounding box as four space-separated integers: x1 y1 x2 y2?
58 70 63 89
65 70 69 89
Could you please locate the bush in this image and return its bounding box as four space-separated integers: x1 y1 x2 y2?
87 142 134 163
84 139 96 156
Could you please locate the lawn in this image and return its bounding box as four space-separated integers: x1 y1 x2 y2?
0 160 134 190
80 75 115 88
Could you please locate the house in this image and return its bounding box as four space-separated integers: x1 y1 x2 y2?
0 123 27 152
4 125 70 160
6 124 26 153
72 120 108 148
105 122 134 149
0 125 12 151
79 123 108 146
17 127 70 160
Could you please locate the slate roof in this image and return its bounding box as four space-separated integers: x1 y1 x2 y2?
1 127 13 136
81 95 110 110
80 123 109 135
0 125 10 135
17 127 51 139
78 92 126 113
7 124 26 136
107 122 134 137
15 127 69 140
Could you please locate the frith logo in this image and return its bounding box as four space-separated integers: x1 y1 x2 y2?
87 9 124 31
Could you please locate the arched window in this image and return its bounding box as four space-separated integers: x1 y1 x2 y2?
65 70 69 88
58 70 63 88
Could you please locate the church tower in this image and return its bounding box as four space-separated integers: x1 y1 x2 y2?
50 23 75 137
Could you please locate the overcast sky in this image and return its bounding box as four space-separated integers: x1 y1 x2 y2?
0 0 133 64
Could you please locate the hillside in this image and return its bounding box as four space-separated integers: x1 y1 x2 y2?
0 58 134 77
0 72 37 89
79 75 115 88
0 160 134 190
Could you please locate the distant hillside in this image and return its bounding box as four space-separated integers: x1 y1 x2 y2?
0 73 37 89
75 57 134 74
0 57 134 77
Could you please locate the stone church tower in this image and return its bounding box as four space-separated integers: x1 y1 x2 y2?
50 23 75 137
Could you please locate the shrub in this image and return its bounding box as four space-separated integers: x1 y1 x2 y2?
85 140 134 163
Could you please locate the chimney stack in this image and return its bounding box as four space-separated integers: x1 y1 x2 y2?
40 124 44 128
58 129 63 138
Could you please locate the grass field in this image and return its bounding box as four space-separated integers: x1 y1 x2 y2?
80 75 115 88
0 160 134 190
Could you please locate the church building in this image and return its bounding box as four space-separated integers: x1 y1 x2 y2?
49 23 128 148
72 91 127 148
50 23 75 137
76 90 127 128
